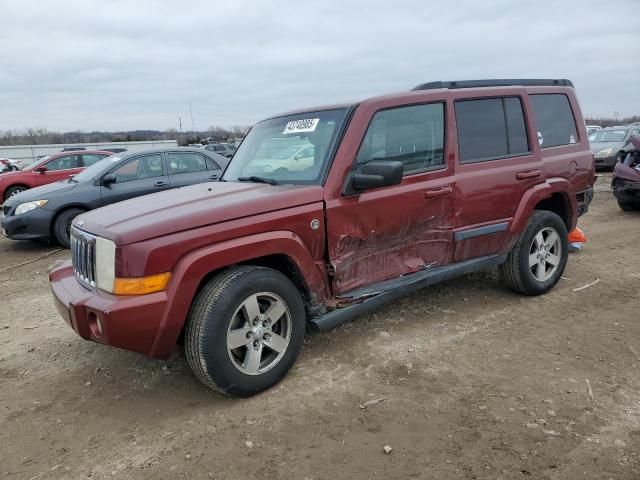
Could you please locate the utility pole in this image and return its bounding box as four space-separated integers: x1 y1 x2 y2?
189 103 196 142
178 116 182 133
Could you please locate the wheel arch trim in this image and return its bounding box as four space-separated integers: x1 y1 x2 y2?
148 231 327 358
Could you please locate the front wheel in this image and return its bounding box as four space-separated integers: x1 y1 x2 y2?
185 266 306 397
53 208 85 248
4 185 27 200
499 211 569 295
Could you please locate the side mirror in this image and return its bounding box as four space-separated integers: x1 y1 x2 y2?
350 160 403 192
102 173 117 186
35 166 48 174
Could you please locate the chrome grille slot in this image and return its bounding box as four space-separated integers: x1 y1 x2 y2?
70 227 97 287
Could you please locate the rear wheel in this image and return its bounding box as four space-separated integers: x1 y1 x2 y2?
53 208 85 248
499 211 568 295
4 185 27 200
185 266 305 397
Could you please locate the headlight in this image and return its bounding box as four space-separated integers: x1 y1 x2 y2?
95 236 116 293
15 200 48 215
596 148 613 156
93 236 170 295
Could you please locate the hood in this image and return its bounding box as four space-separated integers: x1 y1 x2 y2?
590 141 622 153
78 181 324 245
4 180 76 208
0 168 31 180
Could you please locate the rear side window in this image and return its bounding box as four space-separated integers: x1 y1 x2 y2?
167 152 208 174
82 154 108 167
455 97 529 163
356 102 445 175
529 94 578 148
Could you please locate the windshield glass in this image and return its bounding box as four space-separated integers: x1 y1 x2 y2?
73 155 121 182
223 108 349 184
588 129 627 143
23 156 50 170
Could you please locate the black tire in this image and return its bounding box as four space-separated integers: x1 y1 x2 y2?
618 200 639 212
499 210 569 296
185 266 306 397
4 185 27 201
53 208 85 248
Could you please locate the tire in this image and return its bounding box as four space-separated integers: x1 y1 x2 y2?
499 210 569 296
53 208 85 248
185 266 306 397
4 185 27 201
618 200 639 212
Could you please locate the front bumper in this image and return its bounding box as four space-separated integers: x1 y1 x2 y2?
612 178 640 203
49 261 171 357
576 186 594 217
593 154 617 168
1 207 53 241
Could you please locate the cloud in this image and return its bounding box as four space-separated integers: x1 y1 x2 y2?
0 0 637 131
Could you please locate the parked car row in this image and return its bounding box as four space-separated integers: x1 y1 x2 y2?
589 125 640 169
612 135 640 211
1 147 229 246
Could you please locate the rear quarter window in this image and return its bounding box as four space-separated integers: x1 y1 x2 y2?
529 94 578 148
455 97 529 163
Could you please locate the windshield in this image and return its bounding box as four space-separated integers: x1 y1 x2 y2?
588 129 627 143
223 108 349 184
73 155 121 182
23 156 50 170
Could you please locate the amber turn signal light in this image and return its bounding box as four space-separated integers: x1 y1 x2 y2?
112 272 172 295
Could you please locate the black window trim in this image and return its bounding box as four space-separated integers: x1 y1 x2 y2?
350 100 448 179
455 95 532 165
529 92 580 149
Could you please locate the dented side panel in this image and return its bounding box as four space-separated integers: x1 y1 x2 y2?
326 178 455 294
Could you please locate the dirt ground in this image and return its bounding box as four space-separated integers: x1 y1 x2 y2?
1 173 638 480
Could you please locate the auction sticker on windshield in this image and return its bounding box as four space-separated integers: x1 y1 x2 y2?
283 118 319 135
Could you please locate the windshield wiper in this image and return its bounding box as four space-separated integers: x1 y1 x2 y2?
237 176 279 185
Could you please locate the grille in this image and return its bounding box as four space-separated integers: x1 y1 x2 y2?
70 227 97 287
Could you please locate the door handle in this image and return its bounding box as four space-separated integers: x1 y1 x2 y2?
424 185 453 198
516 169 541 180
154 181 168 187
209 174 218 180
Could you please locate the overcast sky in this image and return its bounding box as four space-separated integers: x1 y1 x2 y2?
0 0 638 132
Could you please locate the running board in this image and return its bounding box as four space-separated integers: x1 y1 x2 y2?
309 254 506 332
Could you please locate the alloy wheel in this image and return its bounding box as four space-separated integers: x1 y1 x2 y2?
226 292 291 375
528 226 562 282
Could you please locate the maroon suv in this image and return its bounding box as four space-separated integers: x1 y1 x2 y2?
50 79 595 396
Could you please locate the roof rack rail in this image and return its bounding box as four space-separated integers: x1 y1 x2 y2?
412 79 574 91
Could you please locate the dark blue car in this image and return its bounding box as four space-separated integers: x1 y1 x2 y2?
1 147 229 247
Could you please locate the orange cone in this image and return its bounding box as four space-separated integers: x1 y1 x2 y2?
568 227 586 243
568 227 586 252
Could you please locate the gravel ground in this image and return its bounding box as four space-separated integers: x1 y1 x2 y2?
1 173 638 480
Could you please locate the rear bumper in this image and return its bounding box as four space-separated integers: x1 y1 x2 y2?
1 208 53 241
49 261 172 358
